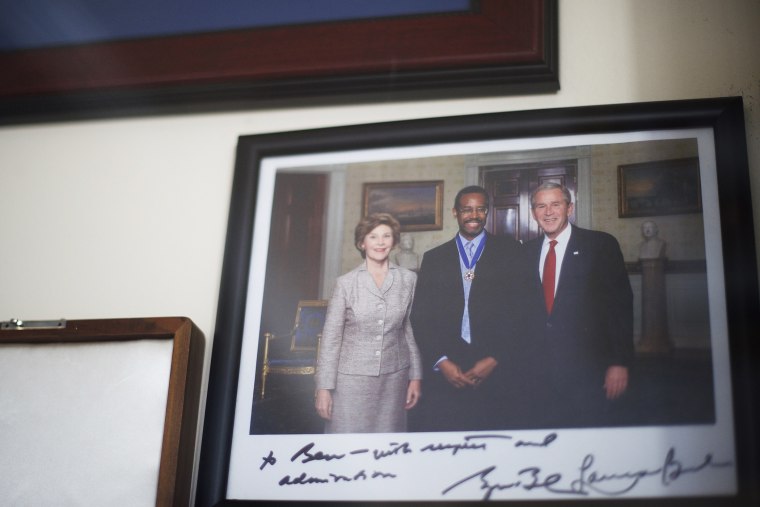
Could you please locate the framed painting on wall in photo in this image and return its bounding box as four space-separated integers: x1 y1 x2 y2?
362 180 444 231
618 157 703 218
196 97 759 506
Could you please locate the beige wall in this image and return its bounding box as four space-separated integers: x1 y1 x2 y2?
0 0 758 499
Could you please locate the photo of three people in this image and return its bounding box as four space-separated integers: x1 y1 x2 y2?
251 138 715 436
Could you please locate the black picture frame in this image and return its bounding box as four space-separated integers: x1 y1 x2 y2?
196 97 759 506
0 0 557 125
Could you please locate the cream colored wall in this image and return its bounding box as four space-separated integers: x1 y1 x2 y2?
0 0 758 499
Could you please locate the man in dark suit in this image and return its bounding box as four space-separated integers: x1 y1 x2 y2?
521 182 634 428
409 185 521 431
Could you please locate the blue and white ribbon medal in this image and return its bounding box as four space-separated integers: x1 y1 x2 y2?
456 234 486 281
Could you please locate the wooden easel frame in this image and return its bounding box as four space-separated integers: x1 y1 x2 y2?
0 316 204 506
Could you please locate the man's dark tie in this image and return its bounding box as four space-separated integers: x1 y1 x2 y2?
543 240 558 314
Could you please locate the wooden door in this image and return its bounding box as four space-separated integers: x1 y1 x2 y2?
482 160 577 242
259 173 327 336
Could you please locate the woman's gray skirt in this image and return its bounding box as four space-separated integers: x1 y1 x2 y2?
325 368 409 433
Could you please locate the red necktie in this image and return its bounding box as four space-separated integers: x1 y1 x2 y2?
543 240 557 314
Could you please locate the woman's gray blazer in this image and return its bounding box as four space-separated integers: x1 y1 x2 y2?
315 262 422 390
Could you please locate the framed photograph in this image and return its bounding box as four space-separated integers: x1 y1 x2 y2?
0 317 204 506
0 0 557 124
363 180 444 231
197 97 758 506
618 157 702 217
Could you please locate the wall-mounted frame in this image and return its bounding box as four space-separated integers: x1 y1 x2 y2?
618 157 703 218
0 317 204 506
197 97 759 506
362 180 444 232
0 0 557 125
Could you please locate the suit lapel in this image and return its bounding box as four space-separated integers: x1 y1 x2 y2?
526 238 547 314
359 265 389 298
555 226 582 305
442 238 465 297
529 237 543 275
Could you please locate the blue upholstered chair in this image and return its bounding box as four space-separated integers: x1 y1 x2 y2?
259 299 328 399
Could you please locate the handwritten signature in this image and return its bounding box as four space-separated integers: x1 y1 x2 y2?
442 447 733 500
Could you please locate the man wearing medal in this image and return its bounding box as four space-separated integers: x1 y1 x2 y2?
410 185 521 431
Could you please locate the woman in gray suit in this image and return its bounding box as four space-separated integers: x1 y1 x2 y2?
315 213 422 433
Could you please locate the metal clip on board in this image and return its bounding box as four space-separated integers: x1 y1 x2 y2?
0 319 67 330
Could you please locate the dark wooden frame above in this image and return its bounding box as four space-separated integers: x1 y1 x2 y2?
0 0 558 124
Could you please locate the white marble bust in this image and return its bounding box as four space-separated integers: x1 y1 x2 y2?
394 233 419 271
639 220 667 259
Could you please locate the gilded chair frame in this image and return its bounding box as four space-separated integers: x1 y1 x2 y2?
259 299 328 399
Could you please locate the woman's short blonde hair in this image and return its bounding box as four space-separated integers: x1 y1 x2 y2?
354 213 401 258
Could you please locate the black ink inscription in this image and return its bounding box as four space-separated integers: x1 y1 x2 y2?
331 470 368 482
331 470 397 482
279 470 397 487
420 440 487 455
514 433 557 448
372 442 413 460
421 434 513 456
260 450 277 470
442 466 519 500
464 434 514 441
290 442 346 464
443 447 733 500
279 473 329 486
518 467 567 494
569 448 733 496
442 465 568 500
